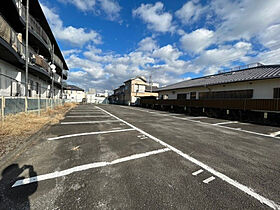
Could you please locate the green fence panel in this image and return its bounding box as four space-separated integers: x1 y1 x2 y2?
27 99 38 111
4 98 25 115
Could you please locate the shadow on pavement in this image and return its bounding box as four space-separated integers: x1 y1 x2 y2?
0 164 38 210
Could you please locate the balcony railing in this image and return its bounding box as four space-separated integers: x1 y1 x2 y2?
0 14 50 73
53 54 64 70
0 15 25 58
13 0 52 51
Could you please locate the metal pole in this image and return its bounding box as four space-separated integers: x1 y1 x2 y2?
61 70 63 99
51 76 54 109
51 45 54 99
25 0 29 97
1 96 5 123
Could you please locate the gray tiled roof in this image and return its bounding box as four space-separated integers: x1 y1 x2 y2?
156 65 280 91
65 85 84 91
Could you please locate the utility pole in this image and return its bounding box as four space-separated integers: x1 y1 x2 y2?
61 70 63 99
51 44 54 99
149 75 152 93
25 0 29 97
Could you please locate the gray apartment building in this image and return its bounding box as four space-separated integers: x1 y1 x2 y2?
0 0 68 98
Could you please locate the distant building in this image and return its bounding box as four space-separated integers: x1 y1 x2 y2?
88 88 96 94
86 90 108 104
112 76 159 105
0 0 68 98
64 85 85 102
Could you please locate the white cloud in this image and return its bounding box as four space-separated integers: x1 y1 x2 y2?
99 0 121 20
41 4 101 46
212 0 280 42
133 2 175 33
250 48 280 65
175 1 206 24
59 0 96 11
180 28 214 53
66 40 195 91
137 37 158 52
59 0 121 21
258 24 280 50
153 45 182 62
62 49 81 57
195 41 252 74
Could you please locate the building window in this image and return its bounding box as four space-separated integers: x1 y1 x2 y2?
199 89 253 100
190 92 196 100
134 84 145 93
274 88 280 98
177 93 186 100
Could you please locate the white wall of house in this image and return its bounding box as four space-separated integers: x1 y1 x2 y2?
159 78 280 100
86 94 107 104
65 89 85 102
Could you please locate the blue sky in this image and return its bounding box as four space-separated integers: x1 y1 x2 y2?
40 0 280 92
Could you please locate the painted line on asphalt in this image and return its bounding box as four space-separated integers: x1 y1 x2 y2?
47 128 135 141
71 109 98 111
192 169 204 176
214 121 238 125
97 106 280 209
68 112 104 114
270 131 280 137
13 148 170 187
61 120 120 125
70 110 102 111
203 176 215 184
65 115 111 118
186 116 208 120
122 106 280 140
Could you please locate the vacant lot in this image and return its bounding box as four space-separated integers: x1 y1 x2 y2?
0 104 279 209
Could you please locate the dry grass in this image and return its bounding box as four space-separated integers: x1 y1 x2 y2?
0 103 77 138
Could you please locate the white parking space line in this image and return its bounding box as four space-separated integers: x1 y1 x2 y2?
192 169 204 176
166 113 185 116
97 106 280 209
186 116 208 120
61 120 120 125
12 148 170 187
68 112 104 114
214 121 238 125
270 131 280 137
66 115 111 118
122 106 280 140
47 128 135 141
70 110 102 111
70 110 103 111
203 176 215 184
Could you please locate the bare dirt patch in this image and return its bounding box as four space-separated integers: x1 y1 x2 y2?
0 103 77 159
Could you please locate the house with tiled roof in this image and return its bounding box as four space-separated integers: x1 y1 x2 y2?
156 63 280 100
64 85 85 102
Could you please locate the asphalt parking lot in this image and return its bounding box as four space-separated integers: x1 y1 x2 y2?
0 104 280 209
